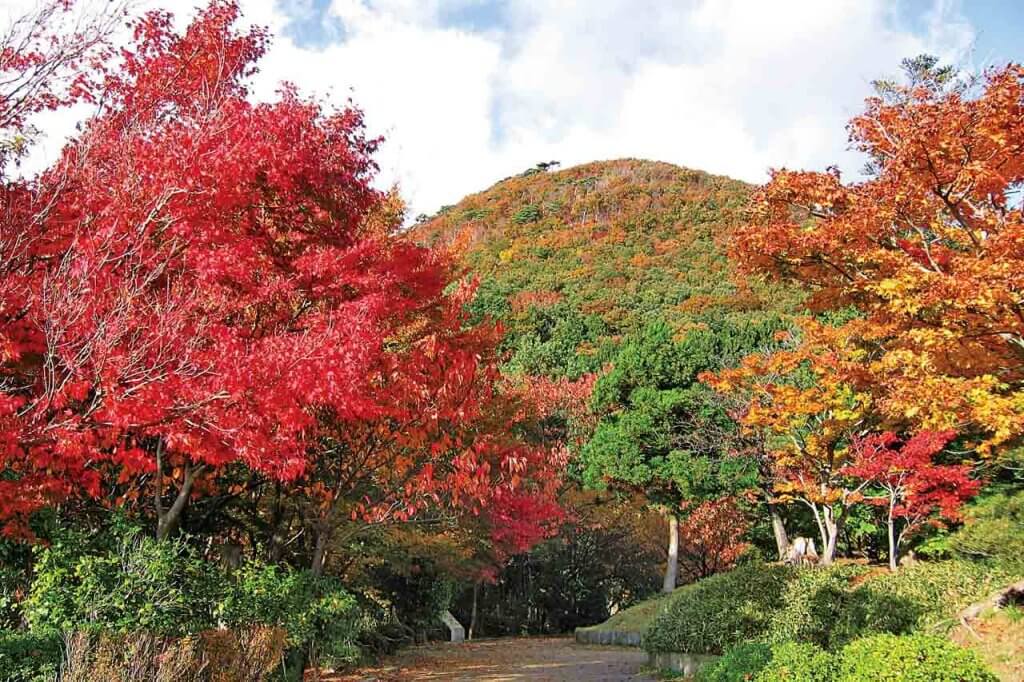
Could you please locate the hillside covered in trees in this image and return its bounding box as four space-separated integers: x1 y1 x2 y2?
412 159 803 380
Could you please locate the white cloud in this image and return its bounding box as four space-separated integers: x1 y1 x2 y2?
3 0 978 215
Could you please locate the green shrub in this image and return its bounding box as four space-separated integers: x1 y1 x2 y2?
0 540 33 629
697 641 832 682
830 560 1015 645
300 577 367 668
765 565 868 647
949 490 1024 573
695 642 771 682
218 562 368 669
643 563 795 654
24 527 220 636
0 630 62 682
23 524 371 670
646 559 1013 656
835 634 998 681
756 641 834 682
219 562 318 645
512 204 541 224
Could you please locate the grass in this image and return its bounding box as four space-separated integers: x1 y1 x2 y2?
578 591 677 635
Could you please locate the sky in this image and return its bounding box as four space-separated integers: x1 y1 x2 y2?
6 0 1024 217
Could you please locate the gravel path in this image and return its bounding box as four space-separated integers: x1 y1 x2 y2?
319 636 656 681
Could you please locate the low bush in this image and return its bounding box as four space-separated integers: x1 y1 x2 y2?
512 204 542 224
22 525 371 673
701 635 996 682
0 539 32 629
0 630 62 682
218 562 369 671
695 641 771 681
948 490 1024 573
835 633 998 681
646 560 1015 655
643 563 795 654
756 641 834 682
830 560 1016 645
697 641 832 682
765 565 868 647
24 527 219 636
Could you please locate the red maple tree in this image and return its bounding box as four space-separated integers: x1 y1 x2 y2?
844 430 980 570
0 1 563 545
676 497 751 582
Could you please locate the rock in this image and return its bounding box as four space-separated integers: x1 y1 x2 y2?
441 610 465 643
783 536 819 567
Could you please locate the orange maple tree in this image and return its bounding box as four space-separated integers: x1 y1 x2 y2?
702 321 877 564
732 59 1024 455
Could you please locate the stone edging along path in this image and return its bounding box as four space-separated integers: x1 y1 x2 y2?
574 627 642 647
574 627 721 675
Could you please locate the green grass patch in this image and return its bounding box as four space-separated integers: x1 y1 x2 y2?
579 591 675 635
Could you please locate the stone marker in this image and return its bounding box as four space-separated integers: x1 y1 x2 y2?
441 610 465 643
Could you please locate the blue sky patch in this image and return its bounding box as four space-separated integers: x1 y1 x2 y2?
277 0 346 49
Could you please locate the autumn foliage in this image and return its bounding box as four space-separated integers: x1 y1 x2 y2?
732 63 1024 453
702 321 877 564
676 497 751 582
700 59 1021 568
0 0 563 558
844 430 980 570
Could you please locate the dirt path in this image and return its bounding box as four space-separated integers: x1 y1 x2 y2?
319 636 656 681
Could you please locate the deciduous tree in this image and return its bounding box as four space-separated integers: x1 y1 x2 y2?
702 320 877 565
844 430 980 570
732 58 1024 455
676 496 750 582
0 1 562 546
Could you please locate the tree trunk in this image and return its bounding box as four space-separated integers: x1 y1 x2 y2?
810 504 829 560
820 507 841 566
155 456 201 541
468 582 479 640
310 527 329 577
887 499 899 572
662 512 679 593
767 501 789 561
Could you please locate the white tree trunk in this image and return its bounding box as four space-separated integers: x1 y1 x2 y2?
663 513 679 593
820 506 841 566
768 501 789 561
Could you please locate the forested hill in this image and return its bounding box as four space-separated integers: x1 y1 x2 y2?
410 159 803 379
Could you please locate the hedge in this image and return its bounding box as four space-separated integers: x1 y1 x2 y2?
0 630 62 682
645 560 1018 655
643 563 795 655
701 635 997 682
835 634 998 681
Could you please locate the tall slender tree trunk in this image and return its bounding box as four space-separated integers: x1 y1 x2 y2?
887 499 899 571
468 583 479 640
820 506 842 566
662 512 679 593
767 501 789 561
809 503 829 561
154 445 202 541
